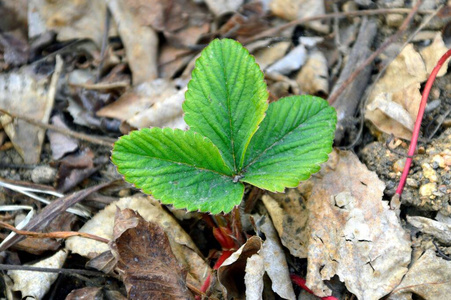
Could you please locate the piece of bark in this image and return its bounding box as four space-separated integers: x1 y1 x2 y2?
332 18 377 143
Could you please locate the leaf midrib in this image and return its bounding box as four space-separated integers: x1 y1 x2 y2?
220 44 237 173
242 106 328 171
127 152 232 178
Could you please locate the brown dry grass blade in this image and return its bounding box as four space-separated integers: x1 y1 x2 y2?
0 181 113 252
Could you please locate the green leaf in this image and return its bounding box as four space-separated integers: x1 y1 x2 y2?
242 96 337 192
112 128 244 214
183 39 268 173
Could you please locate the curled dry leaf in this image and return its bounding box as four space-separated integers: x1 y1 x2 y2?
365 34 449 139
262 189 309 259
96 80 187 131
218 236 262 298
304 150 411 299
8 249 68 299
258 216 296 300
65 194 210 287
388 249 451 299
110 208 194 299
244 254 265 300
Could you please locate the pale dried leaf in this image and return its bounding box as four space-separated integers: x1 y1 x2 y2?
204 0 243 16
65 194 210 287
420 33 450 76
9 249 68 299
407 216 451 245
107 0 158 84
96 79 177 122
296 50 329 95
305 150 411 299
262 189 308 258
47 115 79 160
259 216 296 300
245 254 265 300
389 249 451 299
254 42 291 70
0 70 50 163
128 87 187 129
28 0 108 45
270 0 328 32
266 44 307 75
366 35 449 139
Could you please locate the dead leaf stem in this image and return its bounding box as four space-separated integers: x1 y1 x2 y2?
0 221 109 243
0 109 115 147
241 6 435 45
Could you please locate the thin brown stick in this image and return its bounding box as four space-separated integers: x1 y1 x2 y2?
242 7 434 45
0 264 110 277
0 221 109 243
328 1 423 104
0 109 115 147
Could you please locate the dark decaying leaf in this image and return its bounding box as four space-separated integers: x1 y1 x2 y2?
217 236 262 298
110 208 193 300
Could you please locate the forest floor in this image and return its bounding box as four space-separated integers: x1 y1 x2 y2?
0 0 451 299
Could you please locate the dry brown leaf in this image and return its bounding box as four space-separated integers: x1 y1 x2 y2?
365 34 449 139
47 115 79 160
66 287 103 300
96 79 177 122
110 208 194 299
107 0 158 84
204 0 243 16
28 0 108 45
389 249 451 299
296 50 329 95
262 189 309 258
0 69 53 164
269 0 328 32
218 236 262 298
65 194 210 287
304 150 411 299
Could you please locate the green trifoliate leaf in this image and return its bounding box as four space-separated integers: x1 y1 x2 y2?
183 38 268 173
242 96 337 192
112 128 244 214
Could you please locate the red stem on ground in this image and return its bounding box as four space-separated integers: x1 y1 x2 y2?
290 274 339 300
395 49 451 197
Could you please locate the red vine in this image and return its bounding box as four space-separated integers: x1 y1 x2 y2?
395 49 451 197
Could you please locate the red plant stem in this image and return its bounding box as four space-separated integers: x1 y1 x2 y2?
290 274 339 300
395 48 451 196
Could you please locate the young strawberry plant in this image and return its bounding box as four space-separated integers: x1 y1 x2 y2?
111 39 337 214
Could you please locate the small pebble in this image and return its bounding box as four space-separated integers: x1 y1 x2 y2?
393 158 406 173
419 182 437 197
421 163 438 182
118 189 131 197
432 154 446 168
406 178 419 188
31 166 57 184
386 14 404 27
